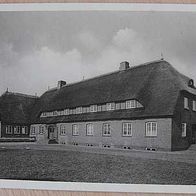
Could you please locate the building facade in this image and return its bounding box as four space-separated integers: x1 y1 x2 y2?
1 60 196 150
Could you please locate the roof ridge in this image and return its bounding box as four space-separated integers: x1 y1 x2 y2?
2 91 38 99
54 59 165 90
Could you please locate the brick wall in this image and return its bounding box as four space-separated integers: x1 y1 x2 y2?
31 118 172 151
172 91 196 151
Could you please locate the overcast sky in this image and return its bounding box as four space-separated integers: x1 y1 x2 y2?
0 11 196 96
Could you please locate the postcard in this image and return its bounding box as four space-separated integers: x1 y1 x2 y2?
0 3 196 193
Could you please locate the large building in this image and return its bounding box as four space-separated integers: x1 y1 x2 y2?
0 60 196 151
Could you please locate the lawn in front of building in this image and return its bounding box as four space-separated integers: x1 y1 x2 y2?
0 148 196 185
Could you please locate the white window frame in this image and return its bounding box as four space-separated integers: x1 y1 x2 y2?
193 100 196 111
76 107 83 114
39 126 44 135
145 122 157 137
102 123 111 136
122 123 132 136
60 125 66 135
22 126 28 134
86 123 94 136
14 126 20 134
72 124 79 136
31 127 36 135
90 105 97 113
6 125 12 134
182 123 187 137
64 109 69 115
184 97 189 109
126 100 136 109
106 103 115 111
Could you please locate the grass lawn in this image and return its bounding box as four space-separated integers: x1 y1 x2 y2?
0 149 196 185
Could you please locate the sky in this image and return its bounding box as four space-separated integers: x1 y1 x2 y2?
0 11 196 96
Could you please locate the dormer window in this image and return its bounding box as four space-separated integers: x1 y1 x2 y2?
76 107 82 114
184 97 189 110
106 103 115 111
126 100 136 109
64 109 69 115
90 105 97 112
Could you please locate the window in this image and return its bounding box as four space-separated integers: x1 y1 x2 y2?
53 111 58 116
122 123 132 136
6 125 12 134
76 107 83 114
102 123 111 136
90 105 97 113
182 123 187 137
60 125 66 135
14 126 20 134
86 107 90 113
106 103 115 111
72 124 79 136
64 109 69 115
22 126 28 134
126 100 136 109
31 127 36 135
57 111 63 116
39 126 44 135
120 102 126 110
184 97 189 109
193 100 196 111
145 122 157 137
86 124 94 136
115 103 121 110
98 105 102 112
82 107 87 113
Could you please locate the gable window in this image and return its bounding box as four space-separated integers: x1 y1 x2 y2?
184 97 189 109
90 105 97 113
39 126 44 135
126 100 136 109
122 123 132 136
6 125 12 134
14 126 20 134
182 123 187 137
22 126 28 134
86 124 94 136
60 125 66 135
145 122 157 137
193 100 196 111
31 127 36 135
72 124 79 136
106 103 115 111
103 123 111 136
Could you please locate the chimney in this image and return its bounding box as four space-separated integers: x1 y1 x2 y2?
57 80 66 89
119 61 130 71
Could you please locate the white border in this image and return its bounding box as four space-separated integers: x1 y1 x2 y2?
0 3 195 12
1 180 196 193
0 2 196 193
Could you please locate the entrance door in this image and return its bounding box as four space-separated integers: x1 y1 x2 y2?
192 124 196 144
48 126 55 140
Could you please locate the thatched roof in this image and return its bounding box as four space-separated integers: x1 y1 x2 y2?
0 92 38 124
31 60 196 123
1 60 196 124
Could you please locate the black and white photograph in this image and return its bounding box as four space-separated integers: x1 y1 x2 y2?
0 3 196 191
